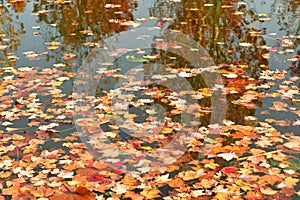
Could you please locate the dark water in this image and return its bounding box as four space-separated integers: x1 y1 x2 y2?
1 0 299 134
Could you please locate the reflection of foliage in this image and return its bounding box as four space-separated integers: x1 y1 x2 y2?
34 0 134 44
270 0 300 61
32 0 136 65
7 0 26 13
161 0 268 77
149 0 182 20
0 3 25 66
270 0 300 34
149 0 270 124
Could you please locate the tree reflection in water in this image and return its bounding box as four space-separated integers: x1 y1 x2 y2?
149 0 270 125
32 0 137 65
0 2 25 65
149 0 299 123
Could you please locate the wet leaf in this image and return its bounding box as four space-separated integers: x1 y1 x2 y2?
260 186 278 195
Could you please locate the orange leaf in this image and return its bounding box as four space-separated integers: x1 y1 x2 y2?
200 178 217 189
245 191 262 199
179 170 199 181
49 193 75 200
0 171 12 178
76 168 98 176
168 177 186 188
28 186 54 197
121 175 137 188
154 41 178 49
123 191 144 200
258 175 282 185
1 187 16 195
94 183 114 193
75 186 93 196
141 188 160 199
165 164 180 172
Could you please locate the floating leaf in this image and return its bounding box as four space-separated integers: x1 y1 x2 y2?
221 166 237 173
125 55 149 62
259 186 278 195
217 152 238 161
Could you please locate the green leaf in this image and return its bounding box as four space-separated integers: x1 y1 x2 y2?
126 55 149 62
287 158 300 170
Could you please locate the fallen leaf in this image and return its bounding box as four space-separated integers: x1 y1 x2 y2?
260 185 278 195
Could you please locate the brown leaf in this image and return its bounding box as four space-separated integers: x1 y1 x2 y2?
76 168 98 177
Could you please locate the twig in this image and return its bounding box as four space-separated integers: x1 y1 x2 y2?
237 149 282 161
31 119 74 124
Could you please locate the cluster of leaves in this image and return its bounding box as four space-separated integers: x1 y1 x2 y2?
0 0 299 200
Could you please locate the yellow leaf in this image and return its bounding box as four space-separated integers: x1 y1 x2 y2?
105 132 117 138
120 21 141 28
178 170 199 181
140 146 152 151
161 127 173 134
52 81 63 86
47 45 59 50
260 186 277 195
204 162 219 170
6 127 19 132
141 188 160 199
284 177 299 188
258 13 268 17
0 171 12 178
221 5 233 8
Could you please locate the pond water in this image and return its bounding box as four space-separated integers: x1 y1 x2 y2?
0 0 299 199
